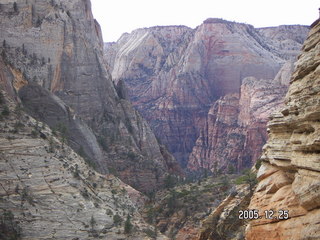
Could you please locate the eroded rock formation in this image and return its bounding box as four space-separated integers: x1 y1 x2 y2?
246 19 320 240
0 0 181 192
105 21 308 169
188 74 288 172
0 94 165 239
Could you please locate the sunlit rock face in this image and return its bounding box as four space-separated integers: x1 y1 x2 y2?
0 0 181 193
246 19 320 240
105 19 308 169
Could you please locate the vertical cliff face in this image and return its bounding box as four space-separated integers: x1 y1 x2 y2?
106 20 308 169
246 19 320 240
0 0 181 192
188 73 289 172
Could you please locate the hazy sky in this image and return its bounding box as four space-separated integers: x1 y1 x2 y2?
91 0 319 42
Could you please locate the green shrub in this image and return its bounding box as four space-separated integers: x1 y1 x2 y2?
227 164 236 174
90 215 96 229
31 129 38 138
127 151 136 160
13 2 18 12
1 105 9 116
0 92 4 105
113 214 122 226
73 165 80 179
0 210 21 240
255 159 262 170
235 169 257 191
164 174 177 189
21 187 34 205
143 228 157 238
97 136 109 152
80 188 89 199
124 214 133 234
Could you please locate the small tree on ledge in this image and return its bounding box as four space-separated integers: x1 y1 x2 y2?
13 2 18 12
124 214 133 234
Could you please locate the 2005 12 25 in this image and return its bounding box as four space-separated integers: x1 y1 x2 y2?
238 209 289 220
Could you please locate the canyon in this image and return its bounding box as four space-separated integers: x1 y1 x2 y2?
105 20 309 171
1 0 320 239
0 0 181 194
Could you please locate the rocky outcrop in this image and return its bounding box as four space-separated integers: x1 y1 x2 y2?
0 0 181 192
141 174 240 240
188 73 288 172
257 25 309 60
198 185 252 240
105 20 308 168
245 19 320 240
0 94 163 239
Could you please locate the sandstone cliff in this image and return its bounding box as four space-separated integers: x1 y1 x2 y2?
188 74 288 172
0 0 181 192
245 19 320 240
105 20 309 169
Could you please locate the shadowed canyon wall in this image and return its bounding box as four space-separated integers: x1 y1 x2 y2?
0 0 181 193
105 20 309 170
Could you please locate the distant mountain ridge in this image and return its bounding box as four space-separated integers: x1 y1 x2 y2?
105 19 309 171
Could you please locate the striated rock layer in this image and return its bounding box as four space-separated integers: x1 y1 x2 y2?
105 19 309 168
0 0 181 192
188 73 289 172
0 94 166 239
245 19 320 240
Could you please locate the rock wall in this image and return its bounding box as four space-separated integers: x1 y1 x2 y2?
105 20 309 169
0 0 181 192
245 19 320 240
188 73 289 172
0 94 162 239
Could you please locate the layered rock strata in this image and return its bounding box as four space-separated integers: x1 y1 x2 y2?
0 94 164 239
0 0 181 192
245 19 320 240
105 20 309 168
188 73 288 172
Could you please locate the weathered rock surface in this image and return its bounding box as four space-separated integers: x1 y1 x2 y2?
0 0 181 192
0 94 164 239
141 174 240 240
198 184 252 240
105 20 308 168
188 74 288 172
245 19 320 240
257 25 309 60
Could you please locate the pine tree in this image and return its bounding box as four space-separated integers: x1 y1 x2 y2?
124 214 133 234
13 2 17 12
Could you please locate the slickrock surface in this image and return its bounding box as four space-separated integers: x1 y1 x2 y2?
245 19 320 240
0 96 166 239
0 0 181 192
105 19 308 169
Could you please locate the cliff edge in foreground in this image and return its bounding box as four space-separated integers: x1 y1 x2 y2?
246 19 320 240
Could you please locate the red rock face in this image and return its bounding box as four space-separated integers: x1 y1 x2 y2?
188 76 288 172
105 19 309 169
